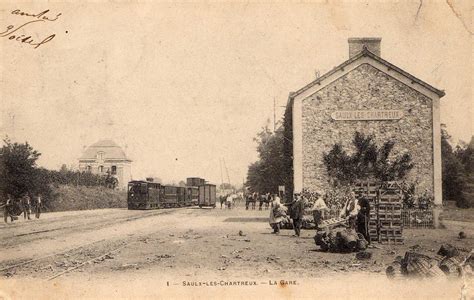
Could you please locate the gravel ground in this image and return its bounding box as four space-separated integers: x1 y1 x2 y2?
0 206 472 299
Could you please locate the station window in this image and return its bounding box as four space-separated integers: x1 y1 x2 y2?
99 165 104 173
86 165 91 172
111 165 117 175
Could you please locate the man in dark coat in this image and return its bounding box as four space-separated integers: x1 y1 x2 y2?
357 196 371 243
289 194 305 237
4 194 15 223
20 193 31 220
34 194 42 219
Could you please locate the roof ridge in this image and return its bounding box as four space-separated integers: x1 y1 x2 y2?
293 48 445 98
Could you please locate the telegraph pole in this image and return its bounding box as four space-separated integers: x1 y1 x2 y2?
273 97 276 132
219 158 224 188
223 158 231 188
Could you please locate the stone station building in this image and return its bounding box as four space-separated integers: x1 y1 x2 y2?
289 38 445 205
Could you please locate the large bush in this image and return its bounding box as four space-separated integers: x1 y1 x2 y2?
323 131 414 185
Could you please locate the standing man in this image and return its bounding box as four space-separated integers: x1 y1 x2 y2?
357 196 371 243
35 194 42 219
20 193 31 220
4 194 14 223
266 192 272 210
226 194 234 209
339 191 360 230
219 195 226 209
289 194 305 237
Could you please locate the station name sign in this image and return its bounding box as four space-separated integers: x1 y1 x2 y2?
331 110 404 121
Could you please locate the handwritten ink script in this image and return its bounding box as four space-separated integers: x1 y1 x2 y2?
0 9 62 49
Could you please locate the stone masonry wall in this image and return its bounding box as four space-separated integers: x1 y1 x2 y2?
301 63 433 196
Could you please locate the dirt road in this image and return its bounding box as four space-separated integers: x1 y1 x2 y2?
0 207 472 299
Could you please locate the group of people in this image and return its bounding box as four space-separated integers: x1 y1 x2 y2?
339 191 371 243
3 193 42 223
268 190 371 243
268 191 317 237
245 192 273 210
219 194 239 209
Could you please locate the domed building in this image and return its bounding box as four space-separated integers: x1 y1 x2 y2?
78 139 132 189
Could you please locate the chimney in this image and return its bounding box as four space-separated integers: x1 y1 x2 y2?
348 37 381 58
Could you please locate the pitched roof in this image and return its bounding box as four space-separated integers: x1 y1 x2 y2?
292 48 445 99
79 139 131 161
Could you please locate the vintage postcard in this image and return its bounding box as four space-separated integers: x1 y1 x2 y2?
0 1 472 299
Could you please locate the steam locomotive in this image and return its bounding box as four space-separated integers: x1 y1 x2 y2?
127 177 216 210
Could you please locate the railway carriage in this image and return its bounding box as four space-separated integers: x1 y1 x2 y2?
177 186 188 207
198 184 217 208
127 178 215 210
187 186 199 205
127 180 162 209
162 185 180 208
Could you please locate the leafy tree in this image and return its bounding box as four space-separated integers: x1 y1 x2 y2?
441 127 469 208
455 139 474 174
0 138 41 199
32 167 54 204
246 125 286 195
245 95 296 201
323 132 414 185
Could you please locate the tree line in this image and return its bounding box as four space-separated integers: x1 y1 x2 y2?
0 138 118 208
245 101 293 201
441 126 473 208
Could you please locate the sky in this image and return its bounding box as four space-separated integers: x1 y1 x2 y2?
0 1 472 187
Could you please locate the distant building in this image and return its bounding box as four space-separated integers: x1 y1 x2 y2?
78 140 132 189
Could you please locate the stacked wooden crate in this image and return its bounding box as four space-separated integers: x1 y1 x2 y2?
353 181 404 244
353 181 379 243
378 182 404 244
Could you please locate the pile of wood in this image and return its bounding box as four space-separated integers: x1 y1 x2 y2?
386 245 473 279
354 181 378 241
378 182 404 244
314 227 368 253
354 181 404 244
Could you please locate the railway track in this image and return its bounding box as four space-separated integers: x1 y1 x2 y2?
0 208 179 247
46 242 134 281
1 237 139 281
0 239 109 272
0 208 180 274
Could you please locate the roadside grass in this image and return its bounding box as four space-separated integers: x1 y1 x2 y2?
442 200 474 222
46 185 127 212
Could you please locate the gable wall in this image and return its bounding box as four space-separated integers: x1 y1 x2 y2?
301 63 434 196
